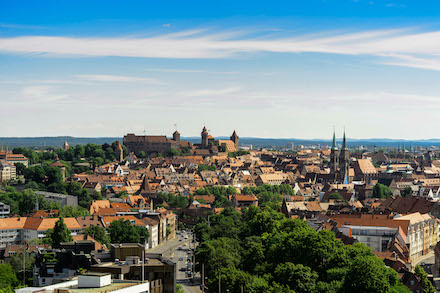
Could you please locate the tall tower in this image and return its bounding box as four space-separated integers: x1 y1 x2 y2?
116 141 124 162
201 126 208 148
230 130 239 151
339 130 349 182
63 141 69 151
330 130 339 174
173 130 180 143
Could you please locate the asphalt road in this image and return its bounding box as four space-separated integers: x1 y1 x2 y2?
148 231 201 293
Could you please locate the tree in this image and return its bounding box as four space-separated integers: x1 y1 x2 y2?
84 225 110 247
58 205 90 217
415 265 435 293
9 250 35 285
44 218 73 248
18 189 37 216
274 262 318 293
373 183 393 199
0 264 18 288
402 187 413 198
329 192 343 200
107 219 149 244
14 163 26 176
176 284 184 293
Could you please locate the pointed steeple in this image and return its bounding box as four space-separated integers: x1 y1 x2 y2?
341 130 347 150
331 130 338 151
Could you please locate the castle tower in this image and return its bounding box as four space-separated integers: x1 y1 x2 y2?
339 130 349 182
116 141 124 162
330 130 339 174
173 130 180 143
230 130 239 150
63 141 69 151
201 126 208 148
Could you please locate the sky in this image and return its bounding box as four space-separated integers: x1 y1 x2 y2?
1 0 440 139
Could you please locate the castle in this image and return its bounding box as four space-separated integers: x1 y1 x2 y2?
123 131 192 155
123 127 239 156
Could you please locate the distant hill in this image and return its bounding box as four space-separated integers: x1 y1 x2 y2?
0 136 438 149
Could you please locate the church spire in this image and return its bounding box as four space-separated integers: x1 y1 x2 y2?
341 129 347 150
331 129 337 150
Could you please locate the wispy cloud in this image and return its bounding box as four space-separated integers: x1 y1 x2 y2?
0 27 440 71
75 74 163 84
0 23 43 30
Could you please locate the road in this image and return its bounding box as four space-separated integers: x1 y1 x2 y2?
148 231 202 293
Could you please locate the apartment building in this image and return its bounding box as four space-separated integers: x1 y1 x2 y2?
394 213 439 261
0 202 10 218
0 160 16 182
0 217 81 248
330 212 439 262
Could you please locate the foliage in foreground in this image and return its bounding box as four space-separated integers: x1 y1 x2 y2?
195 206 410 293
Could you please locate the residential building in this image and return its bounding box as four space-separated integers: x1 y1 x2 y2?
35 191 78 207
0 202 10 218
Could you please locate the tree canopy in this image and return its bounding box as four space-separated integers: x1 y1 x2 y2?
84 224 110 247
44 218 73 248
373 183 393 199
107 219 149 244
195 205 410 293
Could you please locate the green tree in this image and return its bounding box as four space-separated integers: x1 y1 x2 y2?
9 250 35 285
401 187 413 198
415 265 435 293
274 262 318 293
44 218 73 248
107 219 149 244
329 192 343 200
18 189 37 215
84 225 110 247
0 264 18 288
58 205 90 217
373 183 393 198
14 163 26 176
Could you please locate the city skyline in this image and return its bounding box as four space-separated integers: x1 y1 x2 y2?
2 0 440 139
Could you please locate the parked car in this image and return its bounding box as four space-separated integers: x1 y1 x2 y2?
179 257 183 261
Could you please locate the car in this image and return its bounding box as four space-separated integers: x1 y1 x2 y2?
179 267 186 272
179 239 183 242
187 271 192 277
420 262 426 266
179 257 183 261
178 247 182 250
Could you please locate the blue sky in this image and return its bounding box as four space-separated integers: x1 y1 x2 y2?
1 0 440 139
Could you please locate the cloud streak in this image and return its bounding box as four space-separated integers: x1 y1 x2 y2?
75 74 163 84
0 28 440 71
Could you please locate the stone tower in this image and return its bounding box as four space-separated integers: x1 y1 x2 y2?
330 130 339 174
230 130 239 150
201 126 208 148
339 130 349 182
116 141 124 162
173 130 180 143
63 141 69 151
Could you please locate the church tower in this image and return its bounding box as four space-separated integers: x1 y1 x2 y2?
201 126 208 148
173 130 180 143
230 130 239 150
330 130 339 174
339 130 349 182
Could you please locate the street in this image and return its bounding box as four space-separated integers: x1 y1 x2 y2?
148 231 202 293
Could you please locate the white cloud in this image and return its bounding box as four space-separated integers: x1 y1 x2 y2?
183 87 241 97
1 27 440 71
75 74 163 84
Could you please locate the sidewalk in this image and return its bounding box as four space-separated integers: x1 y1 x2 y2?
412 251 435 270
